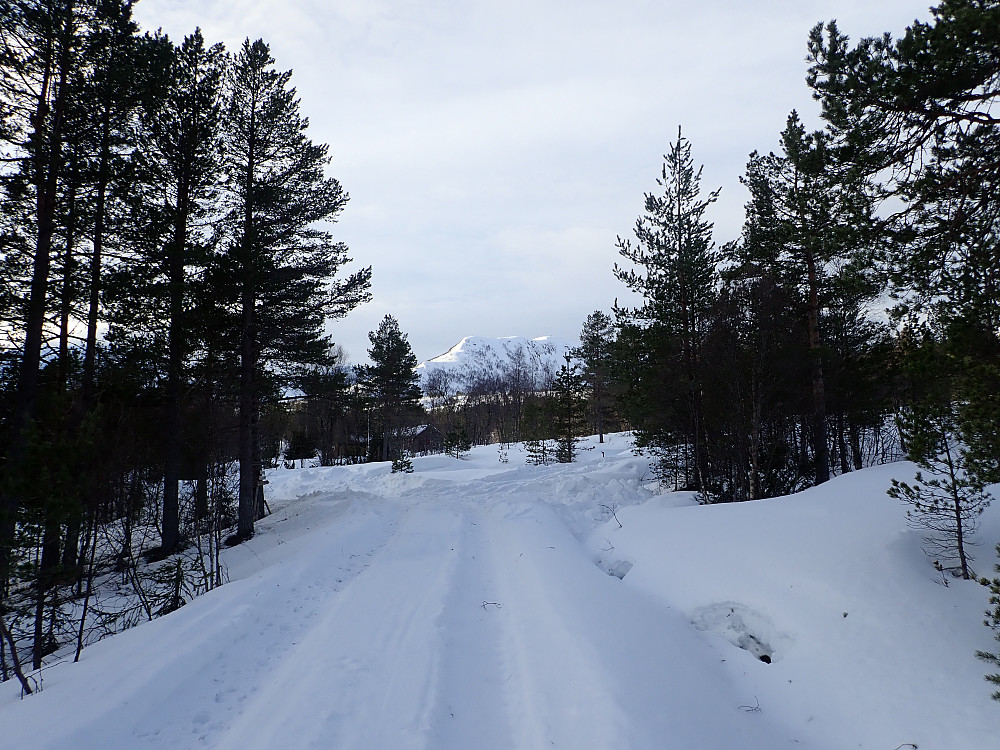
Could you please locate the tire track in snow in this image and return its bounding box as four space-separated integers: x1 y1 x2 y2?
424 500 517 749
211 500 465 750
0 496 403 750
4 459 792 750
485 498 631 749
478 492 786 750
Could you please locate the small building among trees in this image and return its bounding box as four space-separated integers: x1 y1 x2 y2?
400 424 445 456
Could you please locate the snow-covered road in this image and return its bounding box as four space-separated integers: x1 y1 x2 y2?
4 436 999 749
203 483 780 749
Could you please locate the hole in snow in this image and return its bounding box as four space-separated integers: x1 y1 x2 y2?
604 560 633 580
690 602 792 663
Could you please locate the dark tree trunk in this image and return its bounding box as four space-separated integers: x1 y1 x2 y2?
234 90 259 542
805 247 830 484
195 472 209 520
252 414 265 520
837 412 850 475
1 9 75 586
82 80 112 403
849 421 864 471
57 169 80 386
162 177 192 554
32 519 61 669
237 307 256 541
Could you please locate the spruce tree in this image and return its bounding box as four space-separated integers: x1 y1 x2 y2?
549 356 586 464
355 315 422 463
614 127 719 492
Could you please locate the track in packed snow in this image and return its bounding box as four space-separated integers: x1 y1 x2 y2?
7 438 1000 749
1 449 787 750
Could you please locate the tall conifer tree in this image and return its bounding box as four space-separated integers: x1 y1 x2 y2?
738 112 877 485
549 356 586 464
0 0 90 592
106 29 227 554
573 311 615 443
808 2 1000 484
614 127 719 493
221 39 370 541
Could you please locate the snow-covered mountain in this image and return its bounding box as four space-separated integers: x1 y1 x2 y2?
416 335 575 393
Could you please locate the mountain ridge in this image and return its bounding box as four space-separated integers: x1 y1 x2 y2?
416 335 575 393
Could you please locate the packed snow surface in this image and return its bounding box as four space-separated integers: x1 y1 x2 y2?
3 435 1000 749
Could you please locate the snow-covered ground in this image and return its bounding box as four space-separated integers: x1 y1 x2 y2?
3 434 999 749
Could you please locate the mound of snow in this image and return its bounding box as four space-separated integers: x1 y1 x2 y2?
588 460 1000 749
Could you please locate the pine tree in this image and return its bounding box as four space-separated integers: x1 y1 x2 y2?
573 311 615 443
888 328 992 580
0 3 155 667
220 38 371 541
391 453 414 474
297 354 352 466
888 401 992 580
444 429 472 459
699 268 807 502
808 2 1000 487
355 315 422 463
807 4 1000 198
105 29 227 555
284 427 316 468
0 0 90 587
523 437 555 466
614 127 720 492
738 112 879 486
74 0 141 405
520 397 555 466
978 544 1000 700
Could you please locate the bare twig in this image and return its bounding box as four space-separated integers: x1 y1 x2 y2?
738 696 762 713
601 504 622 528
481 601 503 610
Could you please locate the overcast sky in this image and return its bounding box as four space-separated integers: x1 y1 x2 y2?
133 0 929 364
